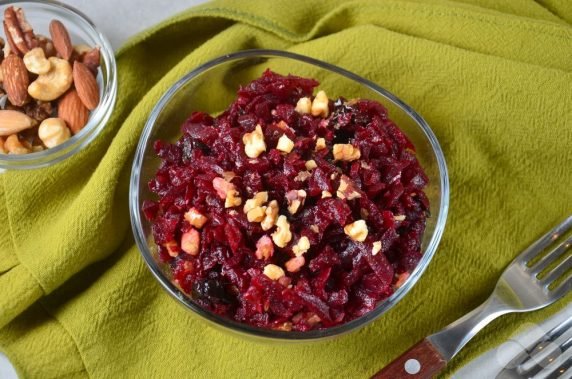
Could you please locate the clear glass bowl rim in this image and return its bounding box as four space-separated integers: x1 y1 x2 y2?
130 49 450 341
0 0 117 169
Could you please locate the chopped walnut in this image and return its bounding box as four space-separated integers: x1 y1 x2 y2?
286 189 307 214
184 207 208 229
181 229 200 256
343 220 368 242
395 272 410 288
247 206 267 222
261 200 279 231
224 190 242 208
333 144 361 161
294 170 311 182
271 215 292 248
310 224 319 233
305 160 317 170
244 191 268 213
292 236 310 257
242 124 266 158
321 191 332 198
337 175 362 200
276 134 294 153
311 90 329 118
372 241 382 256
315 137 326 151
263 264 285 280
394 214 406 221
295 96 312 114
255 235 274 260
164 240 179 257
212 177 235 199
360 208 370 219
285 256 305 273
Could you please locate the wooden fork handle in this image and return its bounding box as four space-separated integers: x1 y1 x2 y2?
370 338 447 379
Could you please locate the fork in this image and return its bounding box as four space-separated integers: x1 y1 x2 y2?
497 312 572 378
371 215 572 379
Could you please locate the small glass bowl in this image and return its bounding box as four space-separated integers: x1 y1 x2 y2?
130 50 449 341
0 0 117 169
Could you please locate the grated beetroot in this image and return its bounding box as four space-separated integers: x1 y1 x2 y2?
144 70 429 331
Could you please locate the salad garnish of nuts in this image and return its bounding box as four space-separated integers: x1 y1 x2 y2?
0 6 101 155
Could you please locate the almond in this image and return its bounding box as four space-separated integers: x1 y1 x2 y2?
0 110 36 136
49 20 73 60
73 61 99 110
2 54 29 106
58 89 89 134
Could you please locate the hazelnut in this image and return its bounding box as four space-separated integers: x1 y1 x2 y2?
333 144 361 161
285 256 305 273
295 96 312 114
261 200 279 231
276 134 295 153
255 235 274 260
311 90 329 118
292 236 310 257
305 160 317 170
263 264 285 280
343 220 368 242
242 124 266 158
372 241 382 256
286 189 306 214
38 118 71 148
315 137 326 151
184 208 208 229
181 229 200 256
244 191 268 213
271 215 292 248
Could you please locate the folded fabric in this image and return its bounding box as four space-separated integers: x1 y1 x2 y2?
1 0 570 377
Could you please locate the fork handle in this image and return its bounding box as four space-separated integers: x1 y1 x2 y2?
370 338 447 379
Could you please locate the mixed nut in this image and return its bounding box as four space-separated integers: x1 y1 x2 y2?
0 6 101 155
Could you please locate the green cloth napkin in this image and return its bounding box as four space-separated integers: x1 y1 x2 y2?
1 0 571 377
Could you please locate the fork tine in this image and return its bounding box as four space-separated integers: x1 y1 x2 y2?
541 255 572 287
552 275 572 300
517 216 572 265
528 236 572 275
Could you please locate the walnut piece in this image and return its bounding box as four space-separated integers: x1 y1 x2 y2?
242 124 266 158
263 264 285 280
344 220 368 242
333 144 361 161
271 215 292 248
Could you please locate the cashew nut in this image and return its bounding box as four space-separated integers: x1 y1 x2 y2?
27 57 72 101
4 134 30 154
23 47 51 75
38 118 71 148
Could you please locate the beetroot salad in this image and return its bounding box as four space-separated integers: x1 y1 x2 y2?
142 70 430 331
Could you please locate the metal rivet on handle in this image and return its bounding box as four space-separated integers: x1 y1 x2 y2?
404 359 421 375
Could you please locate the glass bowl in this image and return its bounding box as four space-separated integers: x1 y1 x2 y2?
0 0 117 169
130 50 449 341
